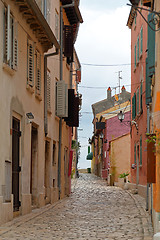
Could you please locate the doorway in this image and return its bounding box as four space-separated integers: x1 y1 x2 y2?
45 140 50 204
12 117 21 212
30 126 38 207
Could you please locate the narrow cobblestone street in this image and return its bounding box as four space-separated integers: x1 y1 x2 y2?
0 174 153 240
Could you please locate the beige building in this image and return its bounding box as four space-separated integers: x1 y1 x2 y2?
0 0 82 225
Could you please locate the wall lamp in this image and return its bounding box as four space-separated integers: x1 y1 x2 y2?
127 0 160 31
26 112 34 124
118 110 125 122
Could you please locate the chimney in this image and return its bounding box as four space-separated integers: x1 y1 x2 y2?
107 87 111 99
121 85 126 93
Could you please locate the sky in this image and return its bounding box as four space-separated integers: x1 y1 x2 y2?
75 0 131 169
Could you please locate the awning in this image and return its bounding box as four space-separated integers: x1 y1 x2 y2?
86 152 93 160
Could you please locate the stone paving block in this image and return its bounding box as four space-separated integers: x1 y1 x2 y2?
0 174 154 240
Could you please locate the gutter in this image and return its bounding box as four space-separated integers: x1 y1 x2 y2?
44 49 59 136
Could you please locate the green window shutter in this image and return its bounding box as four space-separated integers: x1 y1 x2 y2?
137 36 139 63
134 143 136 164
140 136 142 165
132 95 135 119
134 44 136 68
140 26 143 55
140 82 143 111
137 88 139 115
134 93 136 118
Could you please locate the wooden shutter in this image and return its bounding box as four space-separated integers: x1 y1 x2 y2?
140 26 143 55
134 44 136 69
3 7 8 64
56 81 68 117
64 25 73 63
13 20 18 70
27 39 34 87
140 136 142 165
36 50 41 94
137 36 139 63
7 5 11 64
55 10 59 40
140 82 143 111
137 88 139 115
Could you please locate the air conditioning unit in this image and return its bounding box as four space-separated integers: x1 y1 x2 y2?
56 80 68 117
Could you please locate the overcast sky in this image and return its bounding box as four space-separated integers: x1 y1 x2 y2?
75 0 131 169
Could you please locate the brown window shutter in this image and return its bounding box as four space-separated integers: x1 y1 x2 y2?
64 25 73 62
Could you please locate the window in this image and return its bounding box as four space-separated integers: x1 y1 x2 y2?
35 0 50 24
137 88 139 115
137 36 139 63
134 44 136 69
35 50 41 95
27 39 34 87
47 69 51 111
3 6 18 70
55 10 59 40
140 82 143 112
140 136 142 166
132 93 136 119
140 26 143 55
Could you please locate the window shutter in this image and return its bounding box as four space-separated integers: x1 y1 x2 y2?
3 7 8 64
137 88 139 115
137 36 139 63
132 95 135 120
47 70 51 110
140 82 143 111
140 136 142 165
7 5 11 64
13 20 18 70
140 26 143 55
56 80 68 117
55 11 59 40
27 39 34 87
46 0 50 24
64 25 73 63
134 44 136 68
36 50 41 94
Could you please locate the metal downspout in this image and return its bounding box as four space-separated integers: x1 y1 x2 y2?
44 49 59 137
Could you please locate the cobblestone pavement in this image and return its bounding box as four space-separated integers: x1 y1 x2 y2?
0 174 153 240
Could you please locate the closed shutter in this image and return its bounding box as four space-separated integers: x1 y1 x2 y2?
3 7 8 64
7 5 11 64
132 93 136 119
64 25 73 63
137 88 139 115
47 70 51 110
27 39 34 87
140 136 142 165
140 26 143 55
36 50 41 94
137 36 139 63
140 82 143 111
134 44 136 68
55 10 59 40
13 20 18 70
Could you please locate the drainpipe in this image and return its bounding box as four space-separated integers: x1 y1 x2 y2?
58 0 75 200
146 104 150 211
44 49 59 136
